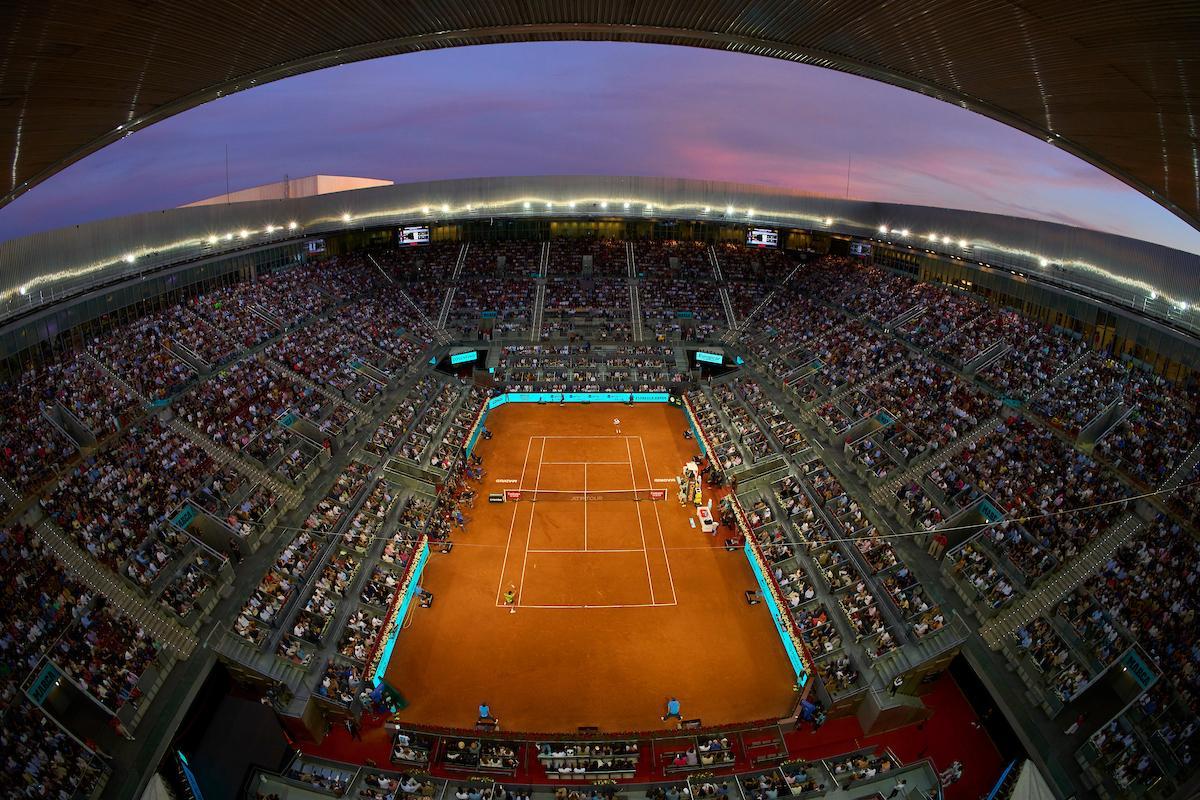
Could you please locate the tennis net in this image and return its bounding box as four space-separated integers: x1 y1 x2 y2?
503 488 666 502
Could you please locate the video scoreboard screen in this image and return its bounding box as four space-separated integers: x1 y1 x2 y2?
306 239 326 254
399 226 430 246
747 228 778 248
695 351 724 365
449 350 478 365
850 241 873 257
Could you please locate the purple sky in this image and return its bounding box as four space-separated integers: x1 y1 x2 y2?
3 42 1198 254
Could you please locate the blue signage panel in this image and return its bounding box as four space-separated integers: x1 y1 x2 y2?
1120 648 1157 691
26 661 61 706
372 539 431 686
465 409 490 458
449 351 478 365
695 351 724 365
171 504 198 529
979 500 1004 524
744 539 808 686
488 392 671 405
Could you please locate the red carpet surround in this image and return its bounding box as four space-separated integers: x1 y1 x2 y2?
298 671 1003 799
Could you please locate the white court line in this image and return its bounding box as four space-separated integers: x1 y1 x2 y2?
541 461 631 465
494 437 535 604
520 604 681 609
515 438 548 609
537 435 636 439
526 548 647 554
583 462 588 551
625 437 656 604
639 436 678 604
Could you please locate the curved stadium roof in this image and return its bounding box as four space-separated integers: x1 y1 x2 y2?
1 0 1198 233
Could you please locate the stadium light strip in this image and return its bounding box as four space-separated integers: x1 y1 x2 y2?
3 197 1193 311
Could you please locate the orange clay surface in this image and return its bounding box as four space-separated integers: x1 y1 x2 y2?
382 403 797 732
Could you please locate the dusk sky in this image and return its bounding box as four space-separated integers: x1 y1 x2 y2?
3 42 1198 254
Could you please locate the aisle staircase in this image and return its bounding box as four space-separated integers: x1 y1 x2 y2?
978 512 1146 648
709 245 724 282
206 627 309 686
1161 440 1200 493
165 417 302 505
436 287 456 329
266 357 369 415
35 519 198 658
873 611 972 688
869 416 1004 504
82 351 149 406
451 243 468 280
630 284 644 342
531 282 546 342
719 287 737 330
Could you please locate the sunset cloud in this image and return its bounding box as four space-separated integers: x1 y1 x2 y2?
1 42 1197 254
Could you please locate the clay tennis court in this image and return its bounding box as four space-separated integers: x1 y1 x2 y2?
383 402 797 731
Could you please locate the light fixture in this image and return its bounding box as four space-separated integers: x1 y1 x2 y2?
1150 291 1158 300
288 221 298 230
646 204 653 212
824 217 833 226
1182 302 1191 311
747 208 755 216
623 202 631 210
927 233 938 241
727 206 735 215
19 286 27 295
899 228 909 237
441 203 449 212
124 253 136 263
207 235 218 245
466 204 473 211
522 202 530 210
225 233 234 241
942 235 951 244
240 229 251 238
959 239 968 248
342 213 352 223
569 201 576 209
1038 258 1049 267
546 202 553 209
600 201 608 209
265 225 275 234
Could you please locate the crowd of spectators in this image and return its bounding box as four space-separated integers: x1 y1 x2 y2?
0 697 104 798
451 277 536 337
896 290 985 351
685 390 743 472
463 240 541 276
977 325 1088 400
1073 516 1198 771
1095 375 1199 487
1028 353 1127 437
174 357 334 464
399 384 459 463
0 370 78 493
236 528 323 645
268 319 387 402
42 420 217 589
88 309 204 399
46 355 141 437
